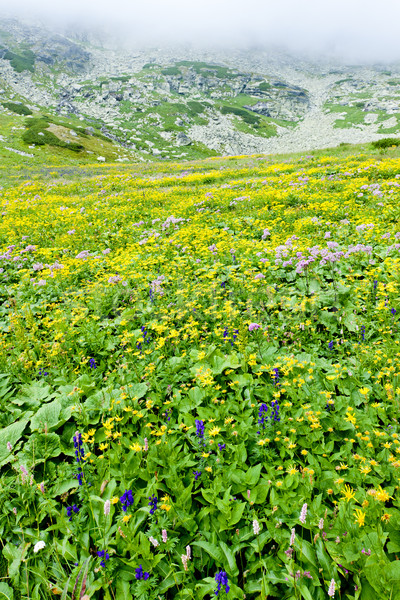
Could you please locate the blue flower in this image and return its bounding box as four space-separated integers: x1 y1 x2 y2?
391 308 397 316
271 400 280 422
328 341 334 350
272 368 280 385
218 443 225 451
148 494 158 515
257 403 269 432
97 549 110 568
193 470 201 481
120 489 134 512
135 564 150 580
195 419 205 439
89 358 97 369
215 571 230 596
73 432 85 486
66 504 79 521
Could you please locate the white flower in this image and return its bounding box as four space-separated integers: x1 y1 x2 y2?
149 536 159 547
33 541 46 553
299 503 308 524
252 519 261 535
104 500 110 516
290 528 296 546
328 578 336 597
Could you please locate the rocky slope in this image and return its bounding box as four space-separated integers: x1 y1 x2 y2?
0 16 399 161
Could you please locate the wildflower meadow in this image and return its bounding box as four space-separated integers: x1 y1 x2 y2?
1 149 400 599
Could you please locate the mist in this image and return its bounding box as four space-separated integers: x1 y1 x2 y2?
2 0 400 64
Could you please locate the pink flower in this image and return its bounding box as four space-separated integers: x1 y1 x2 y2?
328 579 335 597
290 528 296 546
181 555 188 571
162 529 168 543
186 545 191 559
248 323 261 332
299 503 308 524
252 519 261 535
104 500 110 516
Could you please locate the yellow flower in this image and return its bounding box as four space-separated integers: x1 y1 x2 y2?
122 515 132 523
209 426 221 437
87 429 96 436
360 466 371 476
286 465 298 476
257 438 270 446
354 508 365 527
381 513 391 522
129 443 142 452
276 481 283 487
340 485 356 503
111 497 119 504
205 466 212 473
359 387 370 396
375 486 391 503
301 450 308 456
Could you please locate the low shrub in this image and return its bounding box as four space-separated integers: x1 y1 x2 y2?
2 102 32 116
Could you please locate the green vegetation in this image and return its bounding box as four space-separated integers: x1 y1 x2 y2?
1 46 35 72
372 137 400 149
1 148 400 599
161 66 181 76
22 116 84 152
221 105 260 126
2 101 32 116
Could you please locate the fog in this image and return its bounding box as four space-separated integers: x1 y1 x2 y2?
2 0 400 63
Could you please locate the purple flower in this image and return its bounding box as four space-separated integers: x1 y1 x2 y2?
248 323 261 332
195 420 204 439
215 571 230 596
120 489 134 512
148 494 158 515
135 564 150 580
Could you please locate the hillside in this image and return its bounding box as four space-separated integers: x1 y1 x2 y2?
0 17 400 163
1 144 400 598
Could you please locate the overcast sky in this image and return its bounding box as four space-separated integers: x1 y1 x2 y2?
2 0 400 63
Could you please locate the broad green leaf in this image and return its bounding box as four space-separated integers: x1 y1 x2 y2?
30 400 61 432
228 502 246 527
0 419 28 467
219 541 239 577
0 583 13 600
192 540 223 563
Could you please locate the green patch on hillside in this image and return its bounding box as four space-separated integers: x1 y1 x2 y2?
174 60 240 79
0 46 35 72
220 105 260 125
22 117 84 152
2 101 32 116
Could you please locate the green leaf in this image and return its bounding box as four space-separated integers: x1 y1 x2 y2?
296 582 314 600
0 583 14 600
60 577 70 600
115 579 131 599
244 464 261 487
192 541 223 563
387 560 400 581
30 400 61 432
0 419 28 466
228 502 246 527
219 542 239 577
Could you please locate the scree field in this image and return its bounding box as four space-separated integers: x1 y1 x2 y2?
1 145 400 600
